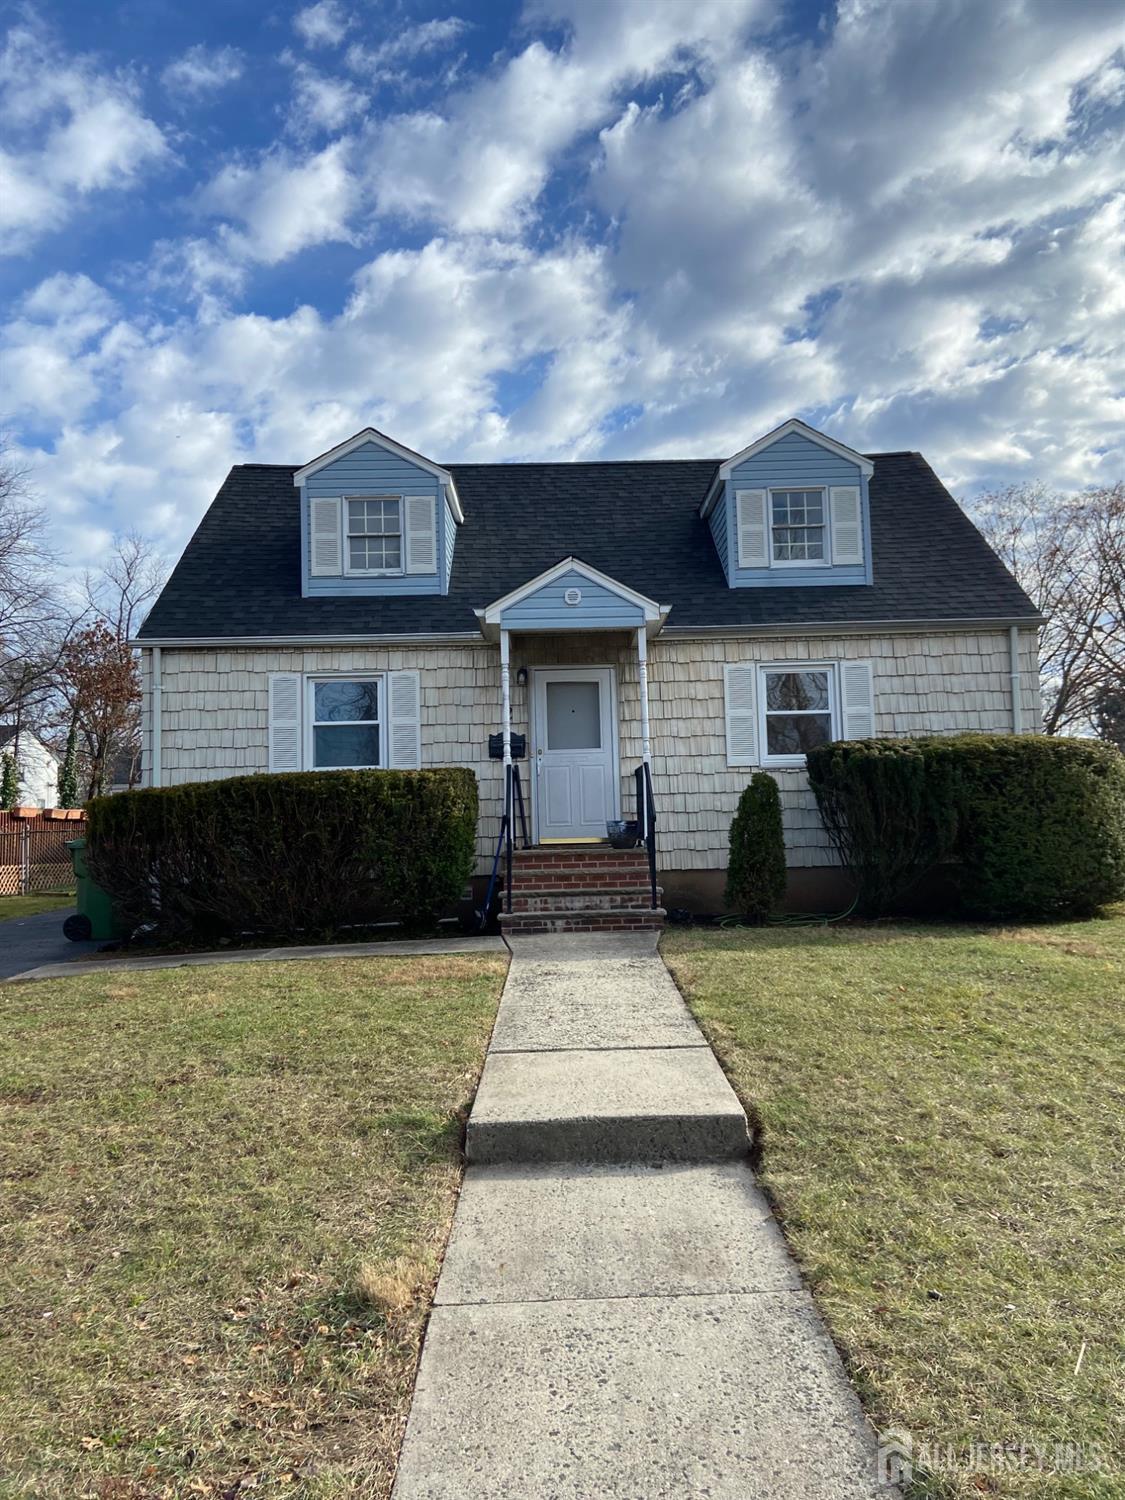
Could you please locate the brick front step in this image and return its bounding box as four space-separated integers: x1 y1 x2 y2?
511 886 663 915
513 845 646 862
501 907 666 936
513 850 650 881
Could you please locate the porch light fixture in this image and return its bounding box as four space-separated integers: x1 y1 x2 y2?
515 666 528 688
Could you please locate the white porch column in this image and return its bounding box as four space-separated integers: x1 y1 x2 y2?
636 626 651 768
500 628 512 766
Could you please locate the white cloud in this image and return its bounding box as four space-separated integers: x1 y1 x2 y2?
0 23 167 254
197 140 360 263
365 0 767 234
345 17 468 80
7 0 1125 579
294 1 352 49
290 61 367 132
162 44 244 99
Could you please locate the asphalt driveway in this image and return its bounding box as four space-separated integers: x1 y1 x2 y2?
0 908 99 980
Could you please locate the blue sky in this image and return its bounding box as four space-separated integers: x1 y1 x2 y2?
2 0 1124 569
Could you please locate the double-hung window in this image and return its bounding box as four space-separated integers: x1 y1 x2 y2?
771 488 826 564
346 497 401 575
760 666 836 762
309 678 383 769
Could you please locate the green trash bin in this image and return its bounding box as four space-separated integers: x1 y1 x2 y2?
64 837 120 942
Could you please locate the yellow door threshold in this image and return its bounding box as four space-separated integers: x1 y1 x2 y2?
538 837 608 845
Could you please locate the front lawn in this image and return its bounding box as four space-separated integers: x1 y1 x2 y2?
0 953 507 1499
664 915 1125 1499
0 892 74 922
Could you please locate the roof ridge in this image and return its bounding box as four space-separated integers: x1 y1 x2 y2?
236 453 920 472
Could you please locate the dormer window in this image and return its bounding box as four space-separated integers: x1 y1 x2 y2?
346 497 402 574
771 488 826 564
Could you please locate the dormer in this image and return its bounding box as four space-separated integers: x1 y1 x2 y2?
700 418 874 589
294 427 463 598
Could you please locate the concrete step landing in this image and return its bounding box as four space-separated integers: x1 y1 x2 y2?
467 1046 749 1164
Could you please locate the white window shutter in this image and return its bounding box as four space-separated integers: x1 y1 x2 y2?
268 673 303 771
388 670 422 768
310 497 342 576
830 486 864 565
840 661 875 741
735 489 769 568
404 495 437 574
724 663 758 767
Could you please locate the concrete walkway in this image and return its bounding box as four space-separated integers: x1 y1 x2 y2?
393 930 906 1494
392 934 897 1499
4 933 506 984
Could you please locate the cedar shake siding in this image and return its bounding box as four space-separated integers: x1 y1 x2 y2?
145 627 1041 876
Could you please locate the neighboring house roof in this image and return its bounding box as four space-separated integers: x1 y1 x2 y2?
137 452 1039 641
0 726 57 759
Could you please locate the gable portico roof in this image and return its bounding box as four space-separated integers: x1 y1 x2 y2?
477 557 668 640
137 452 1040 643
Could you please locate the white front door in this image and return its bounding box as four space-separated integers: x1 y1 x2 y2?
532 668 618 842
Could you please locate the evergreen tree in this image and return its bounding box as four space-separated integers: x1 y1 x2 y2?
58 719 79 808
0 751 20 810
725 772 787 922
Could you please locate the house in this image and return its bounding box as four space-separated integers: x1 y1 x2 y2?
135 417 1041 928
0 726 59 809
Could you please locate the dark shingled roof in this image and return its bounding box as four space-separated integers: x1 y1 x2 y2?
138 452 1038 640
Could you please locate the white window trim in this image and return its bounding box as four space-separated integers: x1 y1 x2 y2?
768 485 830 569
306 673 387 770
343 494 404 578
758 662 839 767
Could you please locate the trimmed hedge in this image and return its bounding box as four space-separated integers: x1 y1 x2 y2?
86 768 478 942
725 772 787 921
807 734 1125 920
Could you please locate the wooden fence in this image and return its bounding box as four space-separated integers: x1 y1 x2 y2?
0 811 85 896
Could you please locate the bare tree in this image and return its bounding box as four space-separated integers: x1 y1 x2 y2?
83 530 167 645
968 481 1125 735
0 438 70 737
54 533 169 796
60 621 141 800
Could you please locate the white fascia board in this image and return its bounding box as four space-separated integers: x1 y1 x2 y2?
480 556 664 626
131 631 482 649
699 471 725 519
293 427 463 521
699 417 875 517
661 613 1044 638
443 479 464 523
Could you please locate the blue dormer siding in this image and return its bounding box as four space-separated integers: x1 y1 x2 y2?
443 493 457 591
499 567 646 631
708 488 729 574
716 430 872 588
300 438 456 597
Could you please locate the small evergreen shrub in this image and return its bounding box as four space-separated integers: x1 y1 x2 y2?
86 768 478 943
725 772 787 921
57 722 79 808
0 752 19 809
807 733 1125 919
